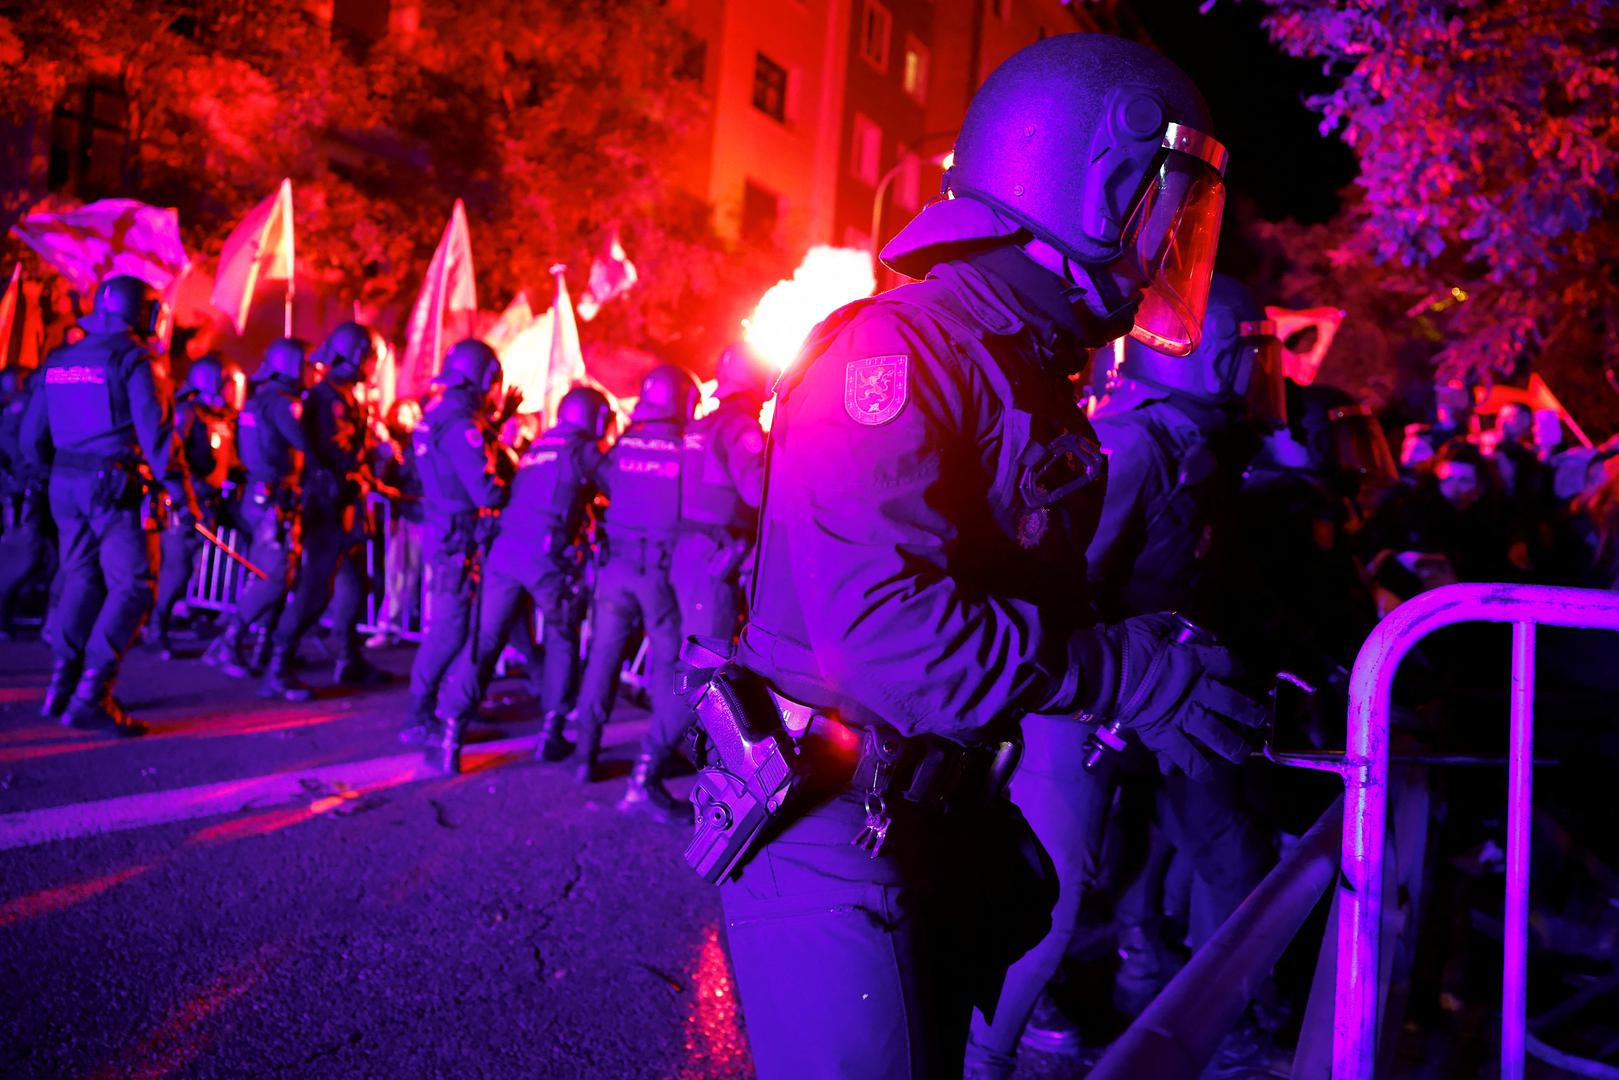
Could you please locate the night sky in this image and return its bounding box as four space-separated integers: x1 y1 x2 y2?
1131 1 1358 224
1126 0 1366 283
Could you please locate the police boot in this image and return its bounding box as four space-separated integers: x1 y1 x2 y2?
63 668 147 738
618 751 693 825
334 653 391 689
1018 989 1085 1056
41 660 82 719
246 626 273 675
202 622 250 678
573 721 604 784
1114 923 1178 1017
259 644 314 703
535 710 573 763
428 713 465 775
399 695 436 746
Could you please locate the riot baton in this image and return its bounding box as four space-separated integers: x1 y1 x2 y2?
193 522 270 581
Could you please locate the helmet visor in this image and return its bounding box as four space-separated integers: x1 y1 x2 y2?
1124 125 1228 358
1241 319 1287 428
1328 405 1399 489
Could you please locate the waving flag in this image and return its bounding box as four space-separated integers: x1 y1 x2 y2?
576 229 638 322
1265 305 1345 387
0 265 20 368
10 198 190 295
398 200 477 403
543 265 587 424
483 291 535 354
211 179 295 335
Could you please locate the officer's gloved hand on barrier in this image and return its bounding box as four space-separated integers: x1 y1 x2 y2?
1071 614 1267 780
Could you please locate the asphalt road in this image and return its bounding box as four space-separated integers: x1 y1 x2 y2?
0 634 752 1080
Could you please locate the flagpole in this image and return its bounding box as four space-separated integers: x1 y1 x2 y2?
281 180 295 338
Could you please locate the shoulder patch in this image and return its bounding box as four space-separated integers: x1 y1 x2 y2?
464 427 483 449
742 429 765 455
844 354 910 426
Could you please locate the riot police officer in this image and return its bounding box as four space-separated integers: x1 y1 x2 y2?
19 274 198 735
260 322 385 701
671 341 768 644
401 339 508 771
981 276 1283 1064
697 34 1265 1078
0 368 55 639
204 339 309 677
435 385 610 766
570 364 696 821
153 354 234 656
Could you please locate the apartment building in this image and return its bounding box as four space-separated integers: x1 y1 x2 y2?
678 0 1112 262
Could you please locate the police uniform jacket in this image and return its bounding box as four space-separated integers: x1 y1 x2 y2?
489 421 603 580
598 418 684 543
738 245 1111 744
1085 391 1238 621
238 378 308 490
680 395 766 538
19 317 189 506
412 386 506 522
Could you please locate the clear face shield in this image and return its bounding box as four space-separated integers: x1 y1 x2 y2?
1328 404 1399 491
1239 320 1286 428
1120 124 1229 358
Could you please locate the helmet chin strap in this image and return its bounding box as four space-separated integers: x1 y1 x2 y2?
1062 258 1138 345
1018 235 1139 347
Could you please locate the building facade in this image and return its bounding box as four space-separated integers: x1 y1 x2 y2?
674 0 1112 266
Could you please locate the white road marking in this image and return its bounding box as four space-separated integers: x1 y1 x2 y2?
0 734 542 852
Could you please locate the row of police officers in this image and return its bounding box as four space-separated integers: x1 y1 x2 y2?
8 29 1370 1078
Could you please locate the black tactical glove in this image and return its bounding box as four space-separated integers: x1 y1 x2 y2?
1069 613 1267 781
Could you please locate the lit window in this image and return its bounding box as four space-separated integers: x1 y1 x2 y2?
859 0 892 72
752 53 788 122
850 114 882 186
902 37 929 101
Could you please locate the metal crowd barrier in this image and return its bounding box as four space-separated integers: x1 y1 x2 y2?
1331 583 1619 1079
182 492 652 690
1088 582 1619 1080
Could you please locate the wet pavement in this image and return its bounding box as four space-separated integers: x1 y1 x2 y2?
0 633 751 1079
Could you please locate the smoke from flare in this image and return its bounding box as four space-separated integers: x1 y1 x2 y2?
743 247 876 372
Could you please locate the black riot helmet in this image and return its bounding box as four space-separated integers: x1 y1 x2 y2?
180 354 227 408
1295 384 1398 492
433 339 502 394
256 338 310 386
937 34 1227 357
714 340 771 402
556 386 611 439
315 321 375 382
631 363 699 422
1117 274 1284 426
89 274 169 340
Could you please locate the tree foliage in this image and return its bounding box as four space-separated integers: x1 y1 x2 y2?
0 1 781 369
1251 0 1619 385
